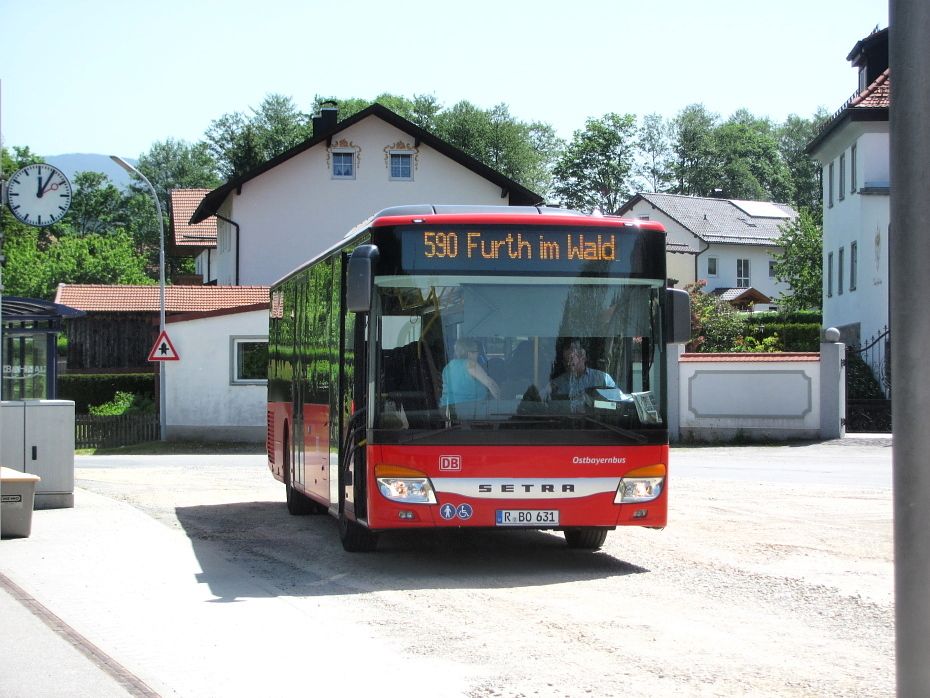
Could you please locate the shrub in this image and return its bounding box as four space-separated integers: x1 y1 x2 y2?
59 373 155 413
89 391 156 416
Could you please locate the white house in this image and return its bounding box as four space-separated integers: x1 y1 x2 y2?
618 193 796 310
806 27 889 350
154 103 542 440
187 103 541 286
164 303 269 441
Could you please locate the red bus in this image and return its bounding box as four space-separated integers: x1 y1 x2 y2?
267 205 690 551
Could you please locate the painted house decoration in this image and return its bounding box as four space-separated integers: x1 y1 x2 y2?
186 102 542 287
806 27 889 350
618 193 796 311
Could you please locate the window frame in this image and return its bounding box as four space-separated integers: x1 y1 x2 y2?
736 258 750 288
838 247 845 295
388 151 414 181
707 256 718 277
331 150 356 180
839 153 846 201
827 252 834 298
850 144 858 193
230 336 269 385
850 241 858 291
828 162 835 208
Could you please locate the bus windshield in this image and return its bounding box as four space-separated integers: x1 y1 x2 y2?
373 274 667 445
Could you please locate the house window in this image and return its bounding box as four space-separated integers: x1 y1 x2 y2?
827 252 834 298
638 215 650 221
332 151 355 179
707 257 718 277
838 247 845 295
850 241 858 291
389 152 413 180
736 259 750 288
850 144 857 193
828 162 834 208
231 337 268 384
839 153 846 201
769 260 777 278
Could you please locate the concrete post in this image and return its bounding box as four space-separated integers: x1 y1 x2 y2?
819 329 845 440
666 343 684 443
890 2 930 693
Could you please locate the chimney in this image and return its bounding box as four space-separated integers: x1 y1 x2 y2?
313 100 338 136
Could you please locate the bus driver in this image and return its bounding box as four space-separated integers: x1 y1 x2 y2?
546 340 616 412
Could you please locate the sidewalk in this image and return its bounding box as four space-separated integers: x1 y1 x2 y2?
0 486 469 698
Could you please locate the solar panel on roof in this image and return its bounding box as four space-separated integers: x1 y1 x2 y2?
730 200 791 218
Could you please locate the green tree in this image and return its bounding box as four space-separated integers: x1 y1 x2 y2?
777 111 827 220
135 139 221 213
713 110 794 202
205 94 311 179
552 113 638 213
636 113 674 193
671 104 720 196
67 171 125 235
771 208 823 311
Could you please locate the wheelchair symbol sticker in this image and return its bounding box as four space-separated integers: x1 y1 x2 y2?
456 503 473 520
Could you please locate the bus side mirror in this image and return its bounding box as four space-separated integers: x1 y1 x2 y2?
665 288 691 344
346 245 380 313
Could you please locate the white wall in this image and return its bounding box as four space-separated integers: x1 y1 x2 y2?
819 127 890 344
672 350 833 442
164 309 267 441
216 117 510 286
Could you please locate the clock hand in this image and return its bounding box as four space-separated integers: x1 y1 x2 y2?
37 171 45 198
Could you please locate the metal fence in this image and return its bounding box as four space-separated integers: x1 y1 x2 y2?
75 413 160 449
846 327 891 433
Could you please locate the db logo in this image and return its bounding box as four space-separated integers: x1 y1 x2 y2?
439 455 462 471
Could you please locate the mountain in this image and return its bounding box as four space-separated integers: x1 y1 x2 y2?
45 153 137 189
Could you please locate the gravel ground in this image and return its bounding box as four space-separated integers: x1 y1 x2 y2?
73 441 894 697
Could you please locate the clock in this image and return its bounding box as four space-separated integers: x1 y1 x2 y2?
5 163 73 227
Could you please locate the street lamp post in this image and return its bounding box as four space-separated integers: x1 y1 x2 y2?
110 156 167 441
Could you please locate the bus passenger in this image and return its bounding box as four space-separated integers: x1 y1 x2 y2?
439 338 501 406
547 340 616 412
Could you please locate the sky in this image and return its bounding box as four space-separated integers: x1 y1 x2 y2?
0 0 889 160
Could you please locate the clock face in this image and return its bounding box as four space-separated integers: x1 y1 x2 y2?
6 163 73 227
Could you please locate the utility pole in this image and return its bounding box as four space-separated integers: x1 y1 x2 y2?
889 1 930 695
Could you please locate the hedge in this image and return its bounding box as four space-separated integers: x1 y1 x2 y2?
58 373 156 414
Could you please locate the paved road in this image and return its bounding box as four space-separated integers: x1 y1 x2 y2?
1 437 894 697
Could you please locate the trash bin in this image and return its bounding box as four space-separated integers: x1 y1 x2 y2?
1 467 41 539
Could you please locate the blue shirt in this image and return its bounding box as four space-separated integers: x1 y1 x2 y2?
440 359 489 406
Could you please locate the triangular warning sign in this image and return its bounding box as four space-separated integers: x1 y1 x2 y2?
148 330 180 361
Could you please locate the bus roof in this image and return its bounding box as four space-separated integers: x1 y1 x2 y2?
367 204 667 233
273 204 666 287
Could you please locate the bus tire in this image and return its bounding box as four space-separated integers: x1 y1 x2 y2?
563 528 609 550
286 483 321 516
338 511 379 552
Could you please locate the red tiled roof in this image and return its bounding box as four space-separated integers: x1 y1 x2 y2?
850 68 890 108
170 189 216 249
53 284 269 313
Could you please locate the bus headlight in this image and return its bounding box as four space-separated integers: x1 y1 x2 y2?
615 464 666 503
375 464 437 504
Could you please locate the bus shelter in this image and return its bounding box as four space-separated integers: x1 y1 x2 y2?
1 296 85 400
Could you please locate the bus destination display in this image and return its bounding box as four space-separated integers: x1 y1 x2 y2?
399 226 650 274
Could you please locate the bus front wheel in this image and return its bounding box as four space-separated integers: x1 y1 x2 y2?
563 528 609 550
338 510 379 552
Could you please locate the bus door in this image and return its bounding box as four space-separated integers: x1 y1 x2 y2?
338 253 369 520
